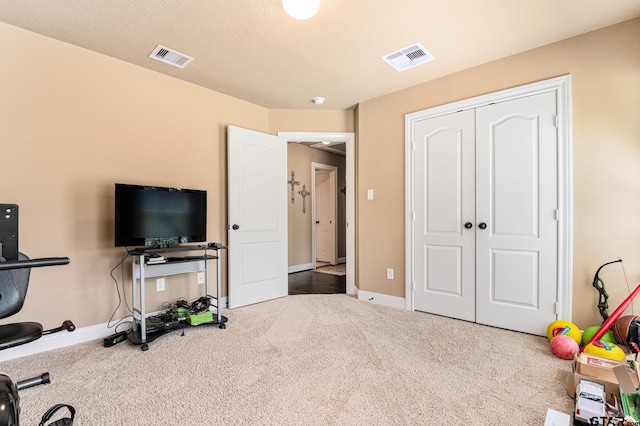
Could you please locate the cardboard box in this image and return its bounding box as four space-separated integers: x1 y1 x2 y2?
566 353 640 422
613 362 640 421
576 353 631 383
566 353 638 396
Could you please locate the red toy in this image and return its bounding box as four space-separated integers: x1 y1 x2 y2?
580 283 640 353
550 335 579 359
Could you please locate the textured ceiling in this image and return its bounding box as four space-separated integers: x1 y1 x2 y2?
0 0 638 110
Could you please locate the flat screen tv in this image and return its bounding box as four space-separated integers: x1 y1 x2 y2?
114 183 207 248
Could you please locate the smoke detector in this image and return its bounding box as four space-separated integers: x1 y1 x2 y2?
382 43 434 72
312 97 325 105
149 44 193 69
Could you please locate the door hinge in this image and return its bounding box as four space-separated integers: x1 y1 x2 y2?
554 115 559 128
412 281 416 292
412 141 416 151
555 209 560 222
412 211 416 222
555 302 560 315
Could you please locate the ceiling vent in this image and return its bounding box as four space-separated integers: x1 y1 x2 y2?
382 43 434 72
149 44 193 69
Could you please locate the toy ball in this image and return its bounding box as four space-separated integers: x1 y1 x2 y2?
613 315 640 344
583 340 626 361
546 320 581 345
582 325 617 345
550 335 580 360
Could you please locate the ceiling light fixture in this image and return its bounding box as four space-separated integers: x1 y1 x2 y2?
282 0 320 20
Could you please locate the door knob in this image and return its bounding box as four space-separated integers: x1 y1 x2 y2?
232 224 240 230
478 222 487 230
464 222 473 229
316 221 320 224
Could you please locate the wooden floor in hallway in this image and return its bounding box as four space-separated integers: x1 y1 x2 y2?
288 268 346 295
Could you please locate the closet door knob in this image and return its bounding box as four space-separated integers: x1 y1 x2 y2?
464 222 473 229
478 222 487 230
232 224 240 230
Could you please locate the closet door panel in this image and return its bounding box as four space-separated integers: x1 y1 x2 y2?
413 110 476 321
475 91 558 335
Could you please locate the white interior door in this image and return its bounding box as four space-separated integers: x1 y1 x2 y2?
475 92 558 334
411 91 559 335
227 125 288 309
314 168 336 264
413 110 476 321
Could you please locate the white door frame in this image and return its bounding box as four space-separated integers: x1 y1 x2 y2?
405 75 573 320
312 163 338 266
279 131 355 296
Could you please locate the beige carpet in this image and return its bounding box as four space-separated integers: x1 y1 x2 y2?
313 264 346 276
0 294 573 425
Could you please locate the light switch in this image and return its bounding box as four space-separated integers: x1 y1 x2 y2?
367 189 374 200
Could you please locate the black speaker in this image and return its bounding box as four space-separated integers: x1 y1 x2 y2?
0 204 18 262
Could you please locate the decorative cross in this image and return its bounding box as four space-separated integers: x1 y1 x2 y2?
287 171 300 204
298 184 310 214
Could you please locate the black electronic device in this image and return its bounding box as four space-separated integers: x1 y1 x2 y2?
103 331 128 347
145 317 182 334
0 204 18 262
114 183 207 248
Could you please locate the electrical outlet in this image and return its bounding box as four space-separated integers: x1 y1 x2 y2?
386 268 394 280
197 272 205 285
156 278 165 292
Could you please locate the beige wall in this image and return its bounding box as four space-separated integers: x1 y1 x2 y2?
268 109 354 134
0 22 269 328
356 18 640 328
287 143 346 268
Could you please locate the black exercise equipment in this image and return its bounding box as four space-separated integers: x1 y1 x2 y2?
0 203 75 425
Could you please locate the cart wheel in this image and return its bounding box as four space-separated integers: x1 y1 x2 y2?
219 324 226 329
141 343 149 351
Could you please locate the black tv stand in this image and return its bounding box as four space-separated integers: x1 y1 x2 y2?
127 244 228 351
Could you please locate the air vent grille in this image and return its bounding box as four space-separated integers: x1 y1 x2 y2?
382 43 434 72
149 44 193 69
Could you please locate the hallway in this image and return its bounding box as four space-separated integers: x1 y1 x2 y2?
288 268 346 295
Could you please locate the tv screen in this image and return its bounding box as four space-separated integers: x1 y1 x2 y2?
114 183 207 248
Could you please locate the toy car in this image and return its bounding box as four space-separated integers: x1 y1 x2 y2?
575 379 607 425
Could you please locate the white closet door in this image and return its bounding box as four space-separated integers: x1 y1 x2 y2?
475 91 558 335
413 110 476 321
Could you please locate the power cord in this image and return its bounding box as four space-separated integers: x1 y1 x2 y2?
107 248 134 332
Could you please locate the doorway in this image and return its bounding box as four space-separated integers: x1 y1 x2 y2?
280 131 355 295
312 163 338 267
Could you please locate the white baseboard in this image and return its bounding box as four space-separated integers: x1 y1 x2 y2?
357 290 406 310
337 257 346 264
0 296 229 362
0 322 114 362
288 263 314 273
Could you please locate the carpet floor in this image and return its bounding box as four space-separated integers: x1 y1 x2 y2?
0 294 573 425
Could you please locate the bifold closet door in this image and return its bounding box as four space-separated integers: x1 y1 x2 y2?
475 91 558 335
413 109 476 321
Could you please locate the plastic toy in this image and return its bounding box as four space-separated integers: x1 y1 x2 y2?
547 319 582 345
592 258 623 321
582 325 617 345
550 335 580 360
583 340 626 361
574 379 606 425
